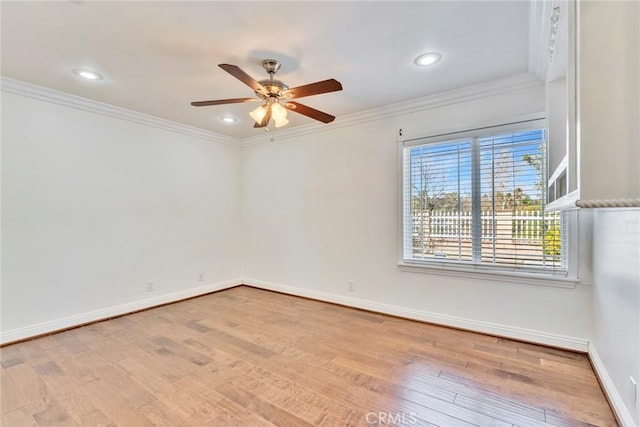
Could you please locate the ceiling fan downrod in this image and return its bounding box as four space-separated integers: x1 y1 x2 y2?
257 59 288 99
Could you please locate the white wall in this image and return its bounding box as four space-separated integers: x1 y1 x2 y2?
591 209 640 426
0 76 599 352
1 90 241 342
578 0 640 201
577 1 640 425
241 81 593 349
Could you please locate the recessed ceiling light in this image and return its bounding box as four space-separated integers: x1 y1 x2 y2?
72 68 103 80
414 52 442 67
220 116 237 124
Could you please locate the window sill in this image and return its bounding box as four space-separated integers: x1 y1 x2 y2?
397 261 579 288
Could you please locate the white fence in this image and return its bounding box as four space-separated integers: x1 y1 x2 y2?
415 210 558 241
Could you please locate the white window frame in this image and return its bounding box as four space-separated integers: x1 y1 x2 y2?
397 116 579 288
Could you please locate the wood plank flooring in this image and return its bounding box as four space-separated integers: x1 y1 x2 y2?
1 286 617 426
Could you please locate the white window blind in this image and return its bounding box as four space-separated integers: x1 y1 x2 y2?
402 121 567 273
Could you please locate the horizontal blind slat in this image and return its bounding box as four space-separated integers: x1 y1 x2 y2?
403 126 566 272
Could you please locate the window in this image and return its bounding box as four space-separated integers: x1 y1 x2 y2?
401 120 566 274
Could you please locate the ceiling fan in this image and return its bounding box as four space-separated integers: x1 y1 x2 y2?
191 59 343 129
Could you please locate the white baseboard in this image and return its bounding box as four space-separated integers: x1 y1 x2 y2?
589 344 637 427
0 278 242 345
1 276 590 353
242 278 589 352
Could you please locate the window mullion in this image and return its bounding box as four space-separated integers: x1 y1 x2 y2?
471 138 482 262
403 149 412 259
457 144 462 260
491 139 497 263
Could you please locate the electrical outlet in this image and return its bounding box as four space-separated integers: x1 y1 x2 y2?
198 273 204 282
146 280 155 292
629 376 637 407
348 280 355 292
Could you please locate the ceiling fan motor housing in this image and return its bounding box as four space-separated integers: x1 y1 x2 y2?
257 79 289 98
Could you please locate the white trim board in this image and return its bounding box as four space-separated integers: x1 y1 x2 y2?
1 73 541 148
242 278 589 352
2 277 589 352
589 344 638 427
397 262 578 288
0 278 242 345
240 72 543 146
0 77 238 146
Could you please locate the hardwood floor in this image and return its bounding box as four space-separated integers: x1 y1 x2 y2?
1 286 617 426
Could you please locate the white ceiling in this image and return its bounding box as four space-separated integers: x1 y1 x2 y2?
1 1 531 139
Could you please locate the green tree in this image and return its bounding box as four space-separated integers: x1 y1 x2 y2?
522 152 542 173
493 148 514 205
544 226 561 256
411 159 447 255
522 147 543 190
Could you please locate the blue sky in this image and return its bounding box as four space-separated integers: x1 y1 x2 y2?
409 129 544 201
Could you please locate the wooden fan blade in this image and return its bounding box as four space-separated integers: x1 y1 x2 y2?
285 101 335 123
285 79 342 99
253 108 272 128
191 98 258 107
219 64 266 95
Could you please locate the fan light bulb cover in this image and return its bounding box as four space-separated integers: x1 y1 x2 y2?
249 105 268 124
271 103 288 121
274 116 289 128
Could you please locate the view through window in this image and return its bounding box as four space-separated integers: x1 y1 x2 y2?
402 125 566 272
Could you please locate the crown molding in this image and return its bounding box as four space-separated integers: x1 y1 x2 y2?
529 0 554 82
1 77 239 146
239 72 543 147
2 73 542 148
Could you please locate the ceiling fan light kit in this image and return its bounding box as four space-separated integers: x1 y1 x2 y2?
249 104 267 124
191 59 342 130
270 103 289 128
